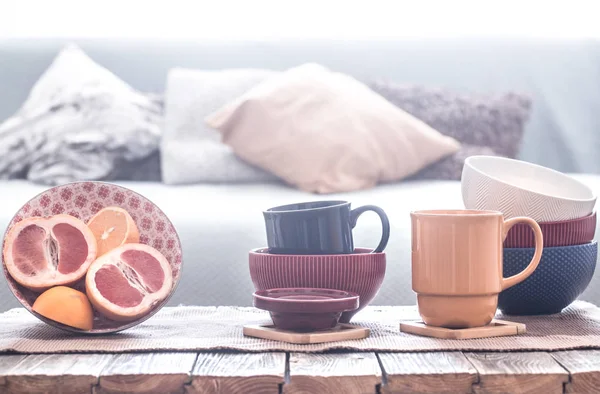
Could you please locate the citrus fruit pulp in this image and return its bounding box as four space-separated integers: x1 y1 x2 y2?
87 206 140 257
32 286 94 331
86 243 173 322
3 215 97 291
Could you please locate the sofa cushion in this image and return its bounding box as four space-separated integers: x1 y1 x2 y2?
370 82 531 179
206 64 460 193
161 68 278 184
0 45 162 185
162 67 531 184
369 82 532 158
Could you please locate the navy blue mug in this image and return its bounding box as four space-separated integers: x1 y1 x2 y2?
263 200 390 254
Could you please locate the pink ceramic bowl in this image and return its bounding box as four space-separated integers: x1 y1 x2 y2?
504 212 596 248
249 247 386 323
1 182 183 334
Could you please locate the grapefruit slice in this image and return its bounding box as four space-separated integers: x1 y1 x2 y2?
86 243 173 322
32 286 94 331
87 206 140 257
3 215 97 291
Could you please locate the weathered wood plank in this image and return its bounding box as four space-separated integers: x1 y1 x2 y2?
0 355 29 386
186 352 286 394
378 352 477 394
285 353 381 394
1 354 112 394
96 353 197 394
552 350 600 393
465 352 569 394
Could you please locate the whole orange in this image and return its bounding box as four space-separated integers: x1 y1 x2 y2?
32 286 94 331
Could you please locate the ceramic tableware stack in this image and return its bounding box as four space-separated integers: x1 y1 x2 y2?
462 156 598 315
248 200 390 333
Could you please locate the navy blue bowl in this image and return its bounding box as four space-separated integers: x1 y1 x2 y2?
499 242 597 315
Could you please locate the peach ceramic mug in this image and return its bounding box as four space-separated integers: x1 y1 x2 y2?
411 210 543 328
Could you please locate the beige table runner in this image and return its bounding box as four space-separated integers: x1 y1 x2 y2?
1 301 600 354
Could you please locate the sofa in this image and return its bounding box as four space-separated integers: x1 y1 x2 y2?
1 38 599 313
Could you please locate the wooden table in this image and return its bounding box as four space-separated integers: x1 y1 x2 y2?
0 349 598 394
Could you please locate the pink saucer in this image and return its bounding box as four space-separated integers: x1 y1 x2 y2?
1 182 183 334
253 288 359 331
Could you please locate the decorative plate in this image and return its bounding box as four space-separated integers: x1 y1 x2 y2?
1 181 183 334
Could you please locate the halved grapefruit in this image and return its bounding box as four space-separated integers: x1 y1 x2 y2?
3 215 97 291
87 206 140 257
86 243 173 322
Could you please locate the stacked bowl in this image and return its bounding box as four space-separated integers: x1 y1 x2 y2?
462 156 598 315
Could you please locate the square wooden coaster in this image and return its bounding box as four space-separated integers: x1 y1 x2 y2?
243 323 370 344
400 319 526 340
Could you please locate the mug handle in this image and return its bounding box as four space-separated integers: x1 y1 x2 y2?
501 217 544 290
350 205 390 253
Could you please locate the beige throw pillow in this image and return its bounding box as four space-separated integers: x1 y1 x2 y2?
205 64 460 193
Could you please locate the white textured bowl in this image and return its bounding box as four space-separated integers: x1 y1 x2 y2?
461 156 596 221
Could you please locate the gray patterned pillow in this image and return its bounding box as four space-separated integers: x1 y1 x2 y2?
0 45 162 185
368 81 532 180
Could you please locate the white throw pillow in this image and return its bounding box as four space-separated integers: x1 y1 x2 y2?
0 44 161 184
161 68 279 184
206 63 461 193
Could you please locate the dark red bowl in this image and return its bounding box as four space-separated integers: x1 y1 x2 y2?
253 288 359 331
504 212 596 248
249 247 386 323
